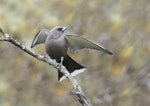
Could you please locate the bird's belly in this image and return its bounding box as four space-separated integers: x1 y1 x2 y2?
45 40 67 61
49 46 67 60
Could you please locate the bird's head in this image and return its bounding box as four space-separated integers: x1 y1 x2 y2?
50 26 67 38
55 26 67 32
31 26 67 48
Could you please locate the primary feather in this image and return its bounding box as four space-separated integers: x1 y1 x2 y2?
31 29 50 48
65 34 113 55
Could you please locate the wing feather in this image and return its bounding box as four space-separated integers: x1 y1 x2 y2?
65 34 113 55
31 29 50 48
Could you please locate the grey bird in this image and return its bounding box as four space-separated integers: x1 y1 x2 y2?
31 26 113 81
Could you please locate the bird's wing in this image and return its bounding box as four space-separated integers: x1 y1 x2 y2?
31 29 50 48
65 34 113 55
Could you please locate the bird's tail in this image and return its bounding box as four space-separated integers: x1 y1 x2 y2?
58 55 85 81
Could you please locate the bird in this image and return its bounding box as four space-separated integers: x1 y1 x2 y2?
31 26 113 81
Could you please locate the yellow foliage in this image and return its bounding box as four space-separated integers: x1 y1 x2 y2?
51 81 71 97
54 86 64 97
0 80 9 93
111 46 133 76
110 12 123 33
16 55 24 65
120 87 130 96
30 71 39 81
64 13 74 23
64 0 76 6
145 21 150 34
112 64 122 76
62 80 72 89
120 46 133 61
88 0 101 10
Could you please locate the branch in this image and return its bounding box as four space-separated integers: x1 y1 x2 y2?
0 28 92 106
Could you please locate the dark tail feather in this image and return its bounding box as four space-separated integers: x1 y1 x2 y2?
63 55 85 73
58 55 85 81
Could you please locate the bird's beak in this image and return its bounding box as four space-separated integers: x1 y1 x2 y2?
62 27 67 32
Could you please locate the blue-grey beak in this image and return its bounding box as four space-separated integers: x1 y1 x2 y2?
62 27 67 32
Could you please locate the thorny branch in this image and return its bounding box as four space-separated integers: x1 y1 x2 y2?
0 28 92 106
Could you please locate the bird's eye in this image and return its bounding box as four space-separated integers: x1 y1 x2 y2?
57 28 62 31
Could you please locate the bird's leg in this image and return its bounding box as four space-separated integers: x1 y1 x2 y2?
57 56 64 71
60 56 64 71
61 56 64 65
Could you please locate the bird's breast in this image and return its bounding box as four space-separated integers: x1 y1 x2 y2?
45 37 68 61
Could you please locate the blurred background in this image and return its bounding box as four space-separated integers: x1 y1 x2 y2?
0 0 150 106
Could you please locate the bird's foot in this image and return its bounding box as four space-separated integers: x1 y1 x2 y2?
56 63 61 70
56 56 64 71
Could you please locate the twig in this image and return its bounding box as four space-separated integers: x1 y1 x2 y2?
0 28 92 106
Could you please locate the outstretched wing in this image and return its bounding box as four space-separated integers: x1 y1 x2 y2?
65 34 113 55
31 29 50 48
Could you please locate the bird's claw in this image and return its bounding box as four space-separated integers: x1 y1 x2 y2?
56 57 64 71
56 63 62 71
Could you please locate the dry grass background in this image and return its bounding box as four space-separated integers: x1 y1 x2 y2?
0 0 150 106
